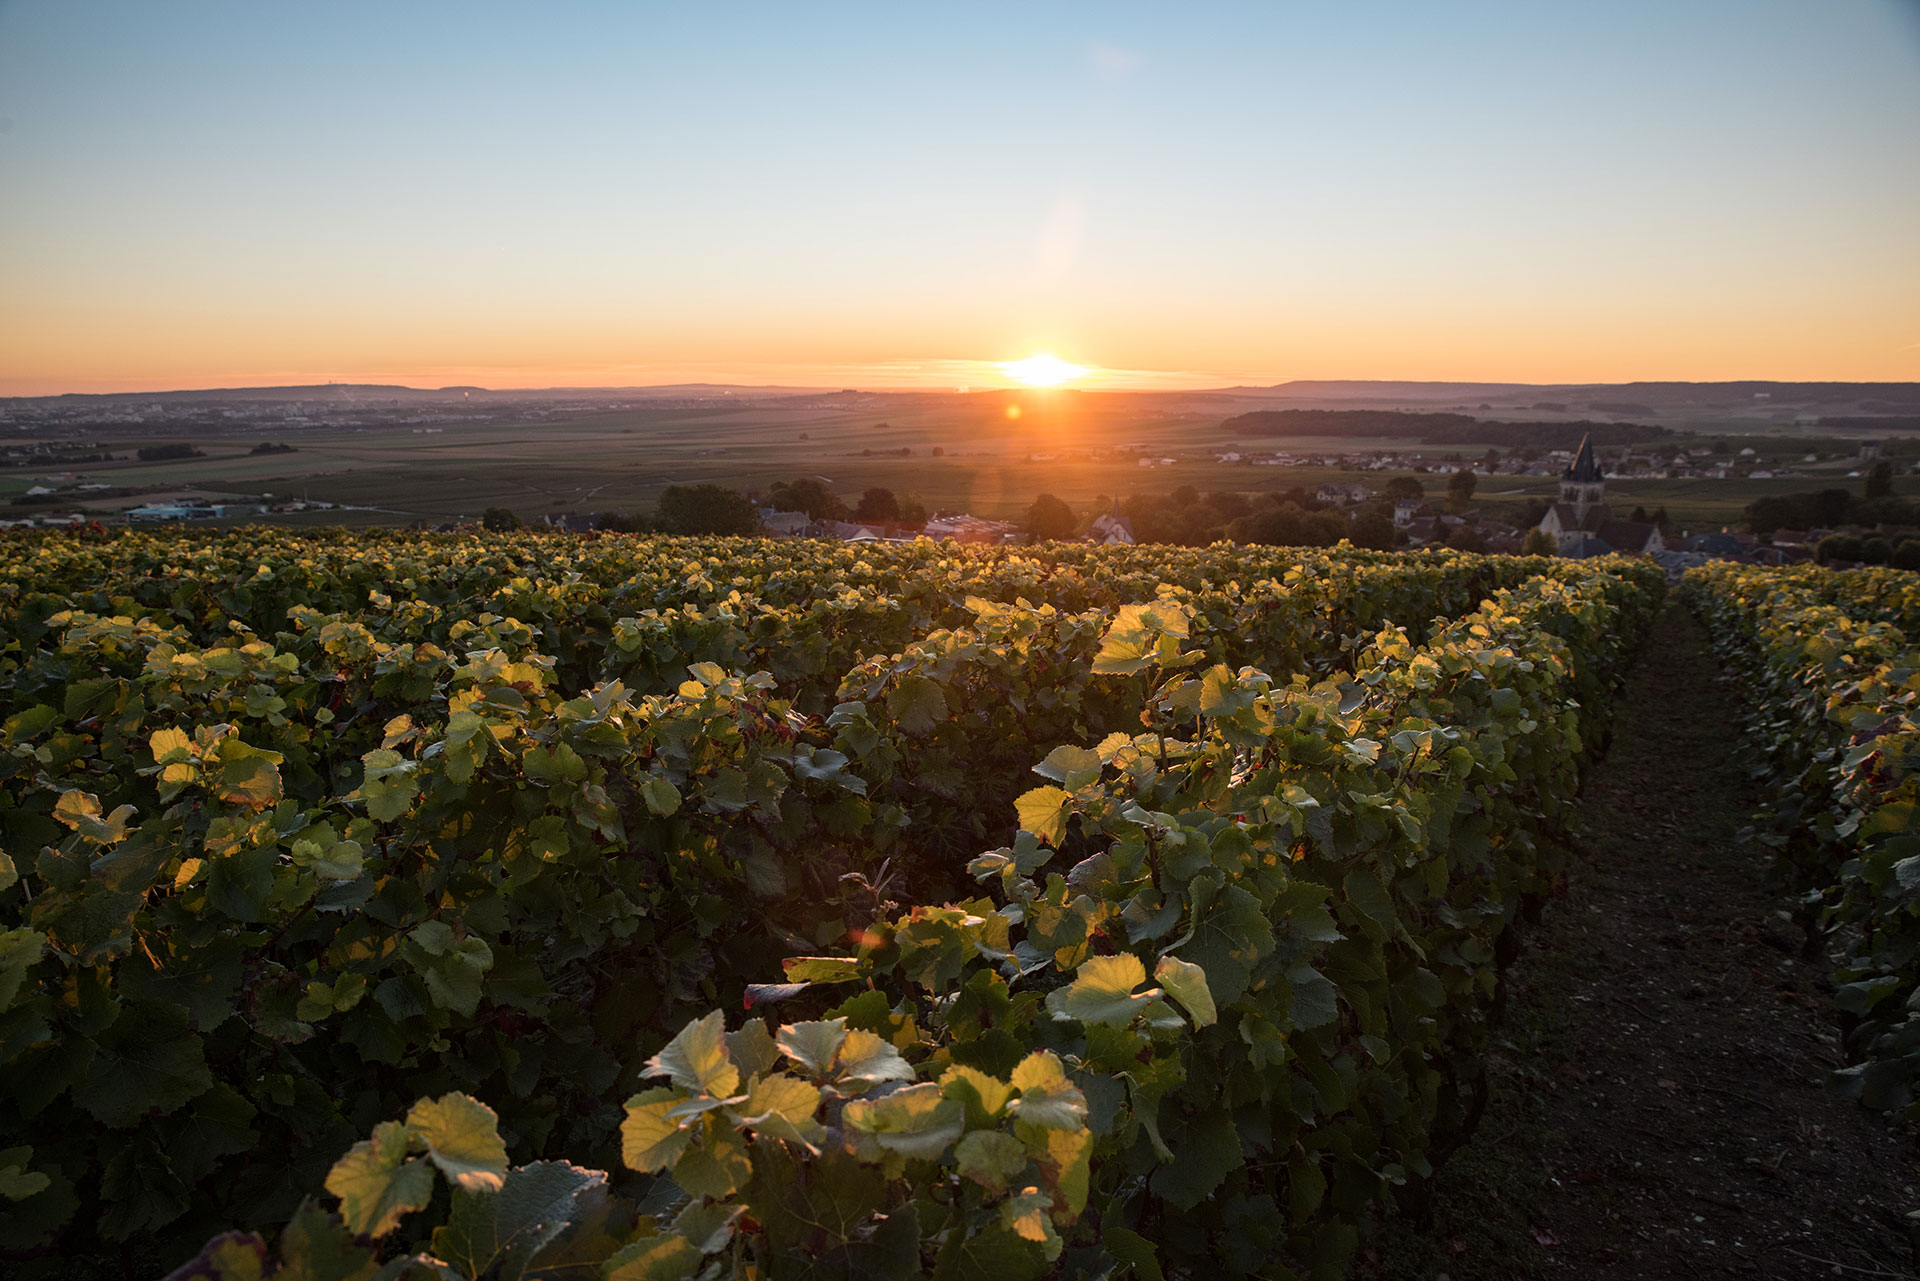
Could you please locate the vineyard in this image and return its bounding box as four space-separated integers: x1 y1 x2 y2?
0 529 1906 1279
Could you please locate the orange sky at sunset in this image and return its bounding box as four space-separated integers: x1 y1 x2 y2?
1 3 1916 396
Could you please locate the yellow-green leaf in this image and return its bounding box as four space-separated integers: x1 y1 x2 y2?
1154 954 1217 1028
1015 786 1072 846
645 1011 739 1098
621 1087 694 1172
404 1093 508 1193
1044 953 1154 1028
324 1121 434 1238
1007 1052 1088 1130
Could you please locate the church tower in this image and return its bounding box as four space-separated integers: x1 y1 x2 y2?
1560 434 1605 516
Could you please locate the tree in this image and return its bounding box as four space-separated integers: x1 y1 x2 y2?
1445 470 1477 512
655 483 761 535
767 477 847 521
1385 477 1424 502
1025 493 1078 541
854 487 901 523
1521 528 1559 556
1866 460 1895 500
1349 508 1398 550
896 493 928 527
481 506 523 531
1445 522 1488 553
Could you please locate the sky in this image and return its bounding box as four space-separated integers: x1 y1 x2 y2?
1 1 1917 395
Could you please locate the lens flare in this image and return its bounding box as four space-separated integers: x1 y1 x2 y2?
999 354 1086 387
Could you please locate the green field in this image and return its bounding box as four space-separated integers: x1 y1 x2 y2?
2 393 1903 533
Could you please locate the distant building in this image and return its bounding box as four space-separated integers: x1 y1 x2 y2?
1536 434 1662 557
757 509 812 537
1089 509 1136 545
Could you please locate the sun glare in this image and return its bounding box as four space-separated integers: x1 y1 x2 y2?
1000 354 1086 387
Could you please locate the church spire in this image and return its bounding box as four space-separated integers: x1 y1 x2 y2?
1563 434 1603 484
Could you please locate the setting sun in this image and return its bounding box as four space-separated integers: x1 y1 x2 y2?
1000 354 1086 387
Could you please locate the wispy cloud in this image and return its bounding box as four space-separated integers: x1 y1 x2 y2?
1089 42 1141 79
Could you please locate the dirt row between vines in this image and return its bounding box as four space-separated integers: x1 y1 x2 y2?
1370 599 1917 1280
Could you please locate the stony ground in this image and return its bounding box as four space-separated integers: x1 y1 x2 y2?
1370 601 1918 1280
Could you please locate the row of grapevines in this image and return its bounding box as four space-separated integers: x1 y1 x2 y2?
0 532 1564 1271
1681 561 1920 1117
155 555 1664 1280
1 529 1559 713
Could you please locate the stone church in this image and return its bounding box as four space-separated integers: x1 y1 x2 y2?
1537 435 1663 557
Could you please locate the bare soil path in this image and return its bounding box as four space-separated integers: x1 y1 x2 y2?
1372 600 1918 1279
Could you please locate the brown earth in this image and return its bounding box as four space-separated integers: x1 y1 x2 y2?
1371 600 1919 1280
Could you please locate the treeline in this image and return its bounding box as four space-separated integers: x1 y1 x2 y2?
1745 462 1910 535
135 442 203 461
1029 484 1410 550
1744 463 1920 569
575 480 930 538
1221 409 1670 450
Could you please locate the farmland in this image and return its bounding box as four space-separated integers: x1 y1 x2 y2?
3 389 1910 534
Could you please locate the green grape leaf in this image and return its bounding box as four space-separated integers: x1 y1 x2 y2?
940 1064 1015 1129
781 956 863 983
604 1234 701 1281
1014 786 1071 846
405 1093 509 1193
843 1083 965 1160
886 675 949 737
0 1146 50 1201
725 1018 781 1080
1104 1226 1166 1281
644 1011 739 1097
672 1200 744 1255
732 1073 825 1148
671 1116 753 1199
998 1186 1063 1260
81 1002 214 1129
1153 954 1217 1029
1148 1107 1243 1211
1032 745 1103 788
430 1160 604 1281
639 777 681 817
208 740 284 810
1045 953 1155 1028
776 1018 849 1076
0 927 45 1011
161 1231 270 1281
357 749 418 823
621 1087 694 1172
325 1122 434 1239
276 1197 378 1281
833 1028 914 1087
1006 1052 1087 1130
51 790 136 845
953 1130 1028 1194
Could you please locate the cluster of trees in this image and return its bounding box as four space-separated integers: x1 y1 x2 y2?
589 479 932 538
761 478 926 527
1026 485 1407 550
1816 531 1920 570
1221 409 1670 450
136 442 202 461
248 441 297 455
1746 463 1912 536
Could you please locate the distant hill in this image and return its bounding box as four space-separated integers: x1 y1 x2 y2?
1221 409 1672 449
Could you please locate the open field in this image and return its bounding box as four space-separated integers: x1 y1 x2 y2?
2 391 1908 532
